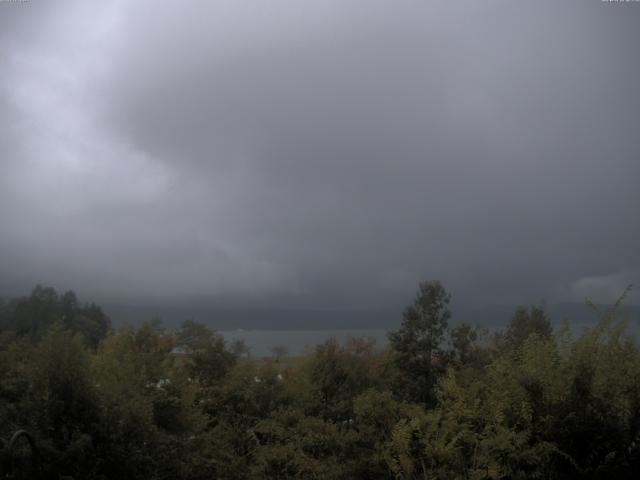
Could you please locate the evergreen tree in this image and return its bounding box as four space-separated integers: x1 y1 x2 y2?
389 280 451 406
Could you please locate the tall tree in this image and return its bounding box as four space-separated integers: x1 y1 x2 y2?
388 280 451 406
502 305 552 350
176 320 236 385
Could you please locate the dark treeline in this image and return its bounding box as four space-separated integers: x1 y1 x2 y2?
1 282 639 479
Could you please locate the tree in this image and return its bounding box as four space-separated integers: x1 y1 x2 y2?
31 323 102 478
230 339 251 357
0 286 111 348
271 345 288 362
449 322 491 370
176 319 215 352
388 280 451 405
176 320 236 385
305 337 378 422
502 305 552 350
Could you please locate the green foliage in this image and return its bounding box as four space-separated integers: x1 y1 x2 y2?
305 337 379 421
176 320 236 385
389 280 452 405
501 304 553 351
1 283 640 479
0 286 110 348
450 322 490 369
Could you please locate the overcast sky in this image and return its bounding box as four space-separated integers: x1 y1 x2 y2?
1 0 638 314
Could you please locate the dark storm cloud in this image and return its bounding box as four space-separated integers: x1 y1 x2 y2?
1 0 639 312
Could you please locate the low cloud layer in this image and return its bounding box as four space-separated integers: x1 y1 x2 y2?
1 0 638 313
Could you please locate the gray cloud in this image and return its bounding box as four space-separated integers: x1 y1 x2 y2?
1 0 639 315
